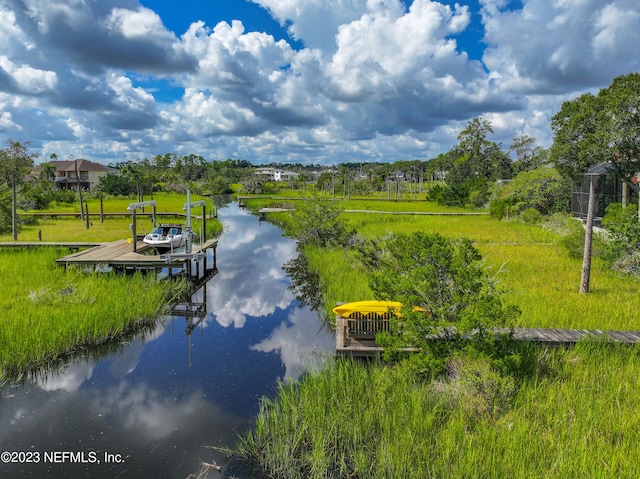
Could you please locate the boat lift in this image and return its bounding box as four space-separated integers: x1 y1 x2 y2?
183 191 207 254
127 200 157 252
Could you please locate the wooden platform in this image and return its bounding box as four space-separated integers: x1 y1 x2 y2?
55 238 218 270
335 317 640 357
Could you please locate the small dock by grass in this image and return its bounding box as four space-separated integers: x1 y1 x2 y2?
335 316 640 357
0 238 218 276
55 238 218 274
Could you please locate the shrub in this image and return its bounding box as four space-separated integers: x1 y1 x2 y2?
495 167 570 215
489 198 510 220
434 355 516 421
601 203 640 259
358 232 520 376
289 197 356 248
520 208 542 224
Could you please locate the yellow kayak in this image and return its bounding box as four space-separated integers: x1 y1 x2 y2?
333 300 404 319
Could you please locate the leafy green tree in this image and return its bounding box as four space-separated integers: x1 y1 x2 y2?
0 187 13 234
550 73 640 292
437 118 513 207
449 118 513 184
290 197 355 248
357 232 519 375
205 175 233 195
0 139 39 240
22 178 57 210
176 154 207 182
551 73 640 181
601 203 640 265
40 162 57 181
121 162 145 202
490 166 570 217
510 135 549 173
242 176 266 194
96 173 136 196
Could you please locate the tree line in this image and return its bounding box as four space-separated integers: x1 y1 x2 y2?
1 73 638 245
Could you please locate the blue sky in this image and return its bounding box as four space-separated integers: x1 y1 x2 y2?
1 0 639 165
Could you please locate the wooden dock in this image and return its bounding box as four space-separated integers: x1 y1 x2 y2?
55 238 218 272
335 317 640 356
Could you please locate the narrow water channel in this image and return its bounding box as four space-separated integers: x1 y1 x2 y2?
0 203 335 478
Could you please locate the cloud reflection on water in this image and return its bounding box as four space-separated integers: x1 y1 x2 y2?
252 307 335 381
0 204 333 478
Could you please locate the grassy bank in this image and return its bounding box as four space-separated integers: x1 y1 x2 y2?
239 344 640 479
0 247 184 379
0 192 222 379
235 193 640 478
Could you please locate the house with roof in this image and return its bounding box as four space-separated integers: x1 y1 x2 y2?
274 170 300 182
38 159 116 191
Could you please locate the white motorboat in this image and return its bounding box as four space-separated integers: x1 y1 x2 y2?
143 224 186 249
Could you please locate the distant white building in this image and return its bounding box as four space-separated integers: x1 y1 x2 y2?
254 167 300 182
274 170 300 182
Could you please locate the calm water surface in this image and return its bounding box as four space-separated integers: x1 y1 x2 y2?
0 203 334 478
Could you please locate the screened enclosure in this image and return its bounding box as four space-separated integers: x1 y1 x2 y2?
571 162 635 220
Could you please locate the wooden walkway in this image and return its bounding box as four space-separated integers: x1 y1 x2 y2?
258 207 487 216
335 317 640 356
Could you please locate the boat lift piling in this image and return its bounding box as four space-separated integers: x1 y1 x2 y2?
183 191 207 254
127 200 157 252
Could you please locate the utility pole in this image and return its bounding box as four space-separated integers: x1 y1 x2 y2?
580 175 596 293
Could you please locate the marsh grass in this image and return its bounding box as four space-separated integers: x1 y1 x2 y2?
0 248 181 378
300 211 638 331
237 346 640 478
235 192 640 478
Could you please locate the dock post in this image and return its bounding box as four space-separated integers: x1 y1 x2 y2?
131 209 137 252
202 204 206 241
100 195 104 223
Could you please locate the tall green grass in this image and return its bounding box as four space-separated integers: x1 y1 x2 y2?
0 248 181 378
303 247 372 322
234 192 640 478
298 211 639 331
237 344 640 479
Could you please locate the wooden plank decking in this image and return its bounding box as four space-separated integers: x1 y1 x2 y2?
0 238 218 270
335 317 640 356
55 238 218 269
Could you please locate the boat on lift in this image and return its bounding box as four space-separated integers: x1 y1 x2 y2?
143 223 187 249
